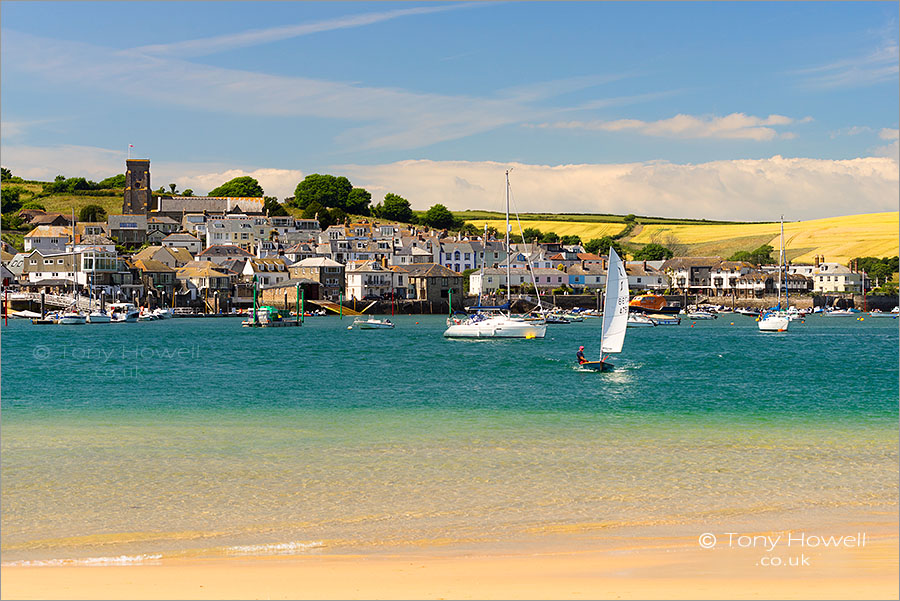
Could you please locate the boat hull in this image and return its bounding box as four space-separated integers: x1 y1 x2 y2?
579 360 614 372
758 315 790 332
444 318 546 338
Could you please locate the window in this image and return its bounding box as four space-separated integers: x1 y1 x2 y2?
44 259 52 265
58 259 64 264
30 259 37 265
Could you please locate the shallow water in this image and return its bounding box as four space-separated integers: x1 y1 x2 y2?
2 314 897 562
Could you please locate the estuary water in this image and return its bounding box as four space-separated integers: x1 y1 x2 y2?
1 314 897 563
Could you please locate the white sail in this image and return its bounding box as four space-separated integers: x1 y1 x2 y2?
600 247 629 354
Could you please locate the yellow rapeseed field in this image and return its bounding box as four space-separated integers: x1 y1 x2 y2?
471 212 899 265
467 220 623 242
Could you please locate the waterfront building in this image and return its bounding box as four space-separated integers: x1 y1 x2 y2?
288 257 345 300
345 260 396 300
625 261 670 292
566 263 607 292
395 263 462 303
241 258 290 287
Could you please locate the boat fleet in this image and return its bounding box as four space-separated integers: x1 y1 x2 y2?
30 303 172 325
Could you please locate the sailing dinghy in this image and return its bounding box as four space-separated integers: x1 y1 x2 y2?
580 247 629 371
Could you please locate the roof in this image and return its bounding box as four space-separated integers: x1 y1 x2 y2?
176 263 231 278
397 263 461 278
77 234 115 246
132 259 175 273
576 253 603 261
162 232 200 242
291 257 344 268
24 225 72 238
197 244 253 257
132 246 169 263
260 277 320 290
660 257 725 270
167 247 195 263
29 213 71 226
1 250 15 263
108 214 148 228
147 215 179 224
156 197 264 214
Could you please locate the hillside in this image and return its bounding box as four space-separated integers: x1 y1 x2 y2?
467 212 899 265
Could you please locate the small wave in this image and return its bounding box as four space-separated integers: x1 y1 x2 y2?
3 553 163 567
225 541 324 556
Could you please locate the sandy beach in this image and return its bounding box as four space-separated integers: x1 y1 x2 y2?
3 530 897 600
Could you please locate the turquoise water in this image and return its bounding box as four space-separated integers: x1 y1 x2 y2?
1 314 897 562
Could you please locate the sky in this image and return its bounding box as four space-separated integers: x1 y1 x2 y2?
1 1 898 221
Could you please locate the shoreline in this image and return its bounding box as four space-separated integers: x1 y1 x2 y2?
3 529 897 600
3 537 898 600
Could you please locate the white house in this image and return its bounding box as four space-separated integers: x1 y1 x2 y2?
242 258 290 287
345 260 397 300
162 232 203 255
23 225 71 252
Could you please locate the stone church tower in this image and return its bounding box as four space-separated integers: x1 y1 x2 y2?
122 159 153 214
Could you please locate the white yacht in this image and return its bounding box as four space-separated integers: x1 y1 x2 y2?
443 171 546 340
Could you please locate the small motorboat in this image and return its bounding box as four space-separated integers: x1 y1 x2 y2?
687 311 717 320
87 310 112 323
648 313 681 326
353 317 395 329
57 309 87 325
736 308 760 317
153 307 174 319
627 313 656 327
108 303 140 322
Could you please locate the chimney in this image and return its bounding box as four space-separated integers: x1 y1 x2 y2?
814 254 820 267
643 260 647 270
581 260 585 270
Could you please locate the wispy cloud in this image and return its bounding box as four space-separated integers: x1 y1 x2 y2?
534 113 808 141
793 39 899 89
129 4 480 58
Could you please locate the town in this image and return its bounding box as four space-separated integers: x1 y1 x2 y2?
0 159 892 319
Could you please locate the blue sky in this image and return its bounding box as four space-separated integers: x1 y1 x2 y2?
2 1 898 220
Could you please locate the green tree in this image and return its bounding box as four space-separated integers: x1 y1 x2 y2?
584 236 624 257
98 174 126 188
79 204 107 222
729 244 773 265
521 227 542 242
379 193 413 223
20 201 46 211
1 167 11 180
263 196 289 217
208 176 264 197
1 186 24 213
559 235 582 245
421 204 456 229
633 243 674 261
624 213 636 223
346 187 372 216
182 189 194 197
539 231 559 243
1 212 25 231
292 174 352 210
301 201 326 221
169 183 178 194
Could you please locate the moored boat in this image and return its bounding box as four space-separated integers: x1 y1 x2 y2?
353 317 395 329
627 313 656 327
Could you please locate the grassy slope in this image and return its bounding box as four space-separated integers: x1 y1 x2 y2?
628 212 899 264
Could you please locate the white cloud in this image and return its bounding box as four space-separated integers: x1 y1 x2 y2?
129 4 478 58
6 144 895 221
793 40 899 89
879 128 899 141
337 155 899 221
536 113 804 141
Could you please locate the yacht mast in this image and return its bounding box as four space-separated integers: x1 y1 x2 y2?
505 169 511 309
